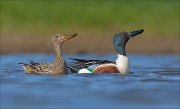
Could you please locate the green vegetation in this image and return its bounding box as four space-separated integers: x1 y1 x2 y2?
1 0 179 37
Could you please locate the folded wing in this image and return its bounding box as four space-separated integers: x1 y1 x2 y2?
68 58 115 73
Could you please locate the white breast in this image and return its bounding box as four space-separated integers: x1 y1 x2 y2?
115 54 129 74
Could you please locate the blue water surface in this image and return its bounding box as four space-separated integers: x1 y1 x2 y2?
0 54 180 109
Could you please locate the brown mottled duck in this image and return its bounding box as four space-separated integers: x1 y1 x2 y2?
19 33 77 75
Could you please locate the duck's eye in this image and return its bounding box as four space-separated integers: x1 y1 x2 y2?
55 36 59 38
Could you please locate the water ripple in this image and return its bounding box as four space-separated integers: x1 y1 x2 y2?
1 54 180 109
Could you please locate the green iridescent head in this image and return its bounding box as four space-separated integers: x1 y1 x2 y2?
113 29 144 56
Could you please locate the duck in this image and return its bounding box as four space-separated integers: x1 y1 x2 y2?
19 33 77 75
68 29 144 74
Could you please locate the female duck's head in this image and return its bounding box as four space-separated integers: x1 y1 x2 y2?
113 29 144 56
52 33 77 45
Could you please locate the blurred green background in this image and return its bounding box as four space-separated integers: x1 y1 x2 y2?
0 0 179 54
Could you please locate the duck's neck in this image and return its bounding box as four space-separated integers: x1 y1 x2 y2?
114 43 129 74
52 43 65 67
114 45 126 56
113 34 127 56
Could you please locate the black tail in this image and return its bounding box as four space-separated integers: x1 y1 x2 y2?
68 66 79 73
19 62 26 65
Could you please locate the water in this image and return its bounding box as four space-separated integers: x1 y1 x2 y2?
1 54 180 109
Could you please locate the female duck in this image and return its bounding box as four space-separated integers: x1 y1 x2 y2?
69 29 144 74
19 33 77 75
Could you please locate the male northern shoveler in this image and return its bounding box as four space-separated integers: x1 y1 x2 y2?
19 33 77 75
69 29 144 74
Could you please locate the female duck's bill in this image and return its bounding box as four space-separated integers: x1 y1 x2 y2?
61 33 77 41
